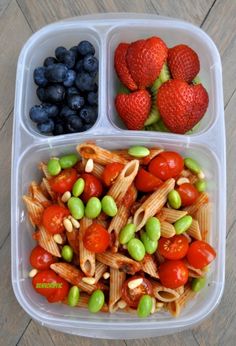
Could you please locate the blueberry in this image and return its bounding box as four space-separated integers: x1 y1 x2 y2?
70 46 79 60
36 87 48 102
33 67 48 87
67 115 84 132
53 121 65 136
60 106 77 120
29 104 49 123
43 103 59 118
77 41 95 56
61 50 76 69
66 86 80 97
83 54 98 73
80 106 97 124
55 46 67 60
43 56 58 67
89 70 98 78
67 95 85 110
82 123 94 131
87 91 98 106
45 84 65 103
63 69 76 87
75 60 84 73
75 72 95 91
37 119 54 134
45 63 67 83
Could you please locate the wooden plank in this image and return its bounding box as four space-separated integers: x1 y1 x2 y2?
0 0 11 16
0 0 32 128
18 321 55 346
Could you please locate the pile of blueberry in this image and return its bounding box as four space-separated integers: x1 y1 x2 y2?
29 40 98 135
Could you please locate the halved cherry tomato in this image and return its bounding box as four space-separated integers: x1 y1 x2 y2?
121 276 153 308
134 168 163 192
81 173 103 203
102 163 124 186
177 183 199 206
50 168 77 193
187 240 216 269
30 245 56 270
83 223 110 253
148 152 184 181
158 260 189 289
42 205 70 234
158 235 189 260
47 276 69 303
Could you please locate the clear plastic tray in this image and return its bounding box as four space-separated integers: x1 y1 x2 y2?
11 13 226 339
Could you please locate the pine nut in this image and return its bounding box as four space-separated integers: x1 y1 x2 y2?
68 216 80 229
155 302 164 312
123 245 127 250
63 218 73 232
128 278 143 289
28 268 38 278
176 177 190 185
151 297 156 314
85 158 94 173
103 272 110 279
117 299 127 309
198 171 205 179
53 234 63 244
82 277 96 285
61 191 71 203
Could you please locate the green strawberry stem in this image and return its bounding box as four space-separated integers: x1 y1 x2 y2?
117 84 130 94
192 76 201 85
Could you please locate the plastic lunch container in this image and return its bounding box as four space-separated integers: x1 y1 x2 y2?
11 13 226 339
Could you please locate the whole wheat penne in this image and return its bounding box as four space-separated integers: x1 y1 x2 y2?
140 254 159 279
167 285 196 317
184 260 204 278
133 178 175 231
38 162 52 180
81 158 104 179
96 251 141 275
155 250 165 264
29 181 51 207
186 219 202 240
37 225 61 257
77 143 128 165
160 221 176 238
151 280 181 302
94 262 108 283
195 203 211 242
79 218 95 277
42 177 56 200
109 268 126 312
22 195 44 227
157 208 188 223
183 192 209 215
66 229 79 255
188 174 198 184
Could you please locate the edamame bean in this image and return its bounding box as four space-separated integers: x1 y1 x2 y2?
128 146 150 158
140 232 158 254
101 196 118 217
168 190 181 209
68 197 84 220
68 286 80 307
47 158 61 176
88 289 105 313
59 153 78 169
127 238 145 261
119 223 136 244
72 178 85 197
174 215 192 234
85 197 102 219
61 245 73 262
191 277 206 292
184 157 201 174
195 179 207 192
145 217 161 241
137 295 152 318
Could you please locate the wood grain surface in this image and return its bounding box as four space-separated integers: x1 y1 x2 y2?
0 0 235 345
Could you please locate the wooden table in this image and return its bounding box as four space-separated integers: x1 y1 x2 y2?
0 0 235 344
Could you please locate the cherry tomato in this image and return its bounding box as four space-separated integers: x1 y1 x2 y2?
102 162 124 186
158 260 189 289
42 205 70 234
50 168 77 194
32 269 59 297
158 235 189 260
83 223 110 253
148 152 184 181
80 173 103 203
177 183 199 206
121 276 153 308
46 276 69 303
134 168 163 192
187 240 216 269
30 245 56 270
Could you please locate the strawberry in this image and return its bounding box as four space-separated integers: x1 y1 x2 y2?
114 43 138 91
168 44 200 83
126 37 168 89
115 90 151 130
157 80 209 134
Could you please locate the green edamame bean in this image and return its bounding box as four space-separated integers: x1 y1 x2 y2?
191 277 206 292
72 178 85 197
184 157 201 174
119 223 136 244
140 232 158 255
145 217 161 241
59 153 78 169
47 158 61 176
101 195 118 217
195 179 207 192
68 286 80 307
85 197 102 219
67 197 84 220
128 146 150 158
168 190 181 209
61 245 73 262
137 295 152 318
88 289 105 313
174 215 192 234
127 238 145 261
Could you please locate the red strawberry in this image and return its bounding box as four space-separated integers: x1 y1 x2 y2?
157 80 209 134
115 90 151 130
168 44 200 83
126 37 168 89
114 43 138 91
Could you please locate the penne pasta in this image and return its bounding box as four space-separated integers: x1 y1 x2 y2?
22 195 44 227
167 285 196 317
186 219 202 240
155 250 165 264
157 207 187 223
96 251 141 275
194 203 211 242
183 192 209 215
79 218 95 277
151 280 181 302
109 268 126 312
160 221 176 238
94 262 108 283
140 254 159 279
81 158 104 179
38 162 52 180
29 181 51 207
133 178 175 231
113 147 163 165
42 177 56 200
66 229 80 255
37 225 61 257
184 260 204 278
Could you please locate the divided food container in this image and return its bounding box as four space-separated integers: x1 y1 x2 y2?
11 13 226 339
